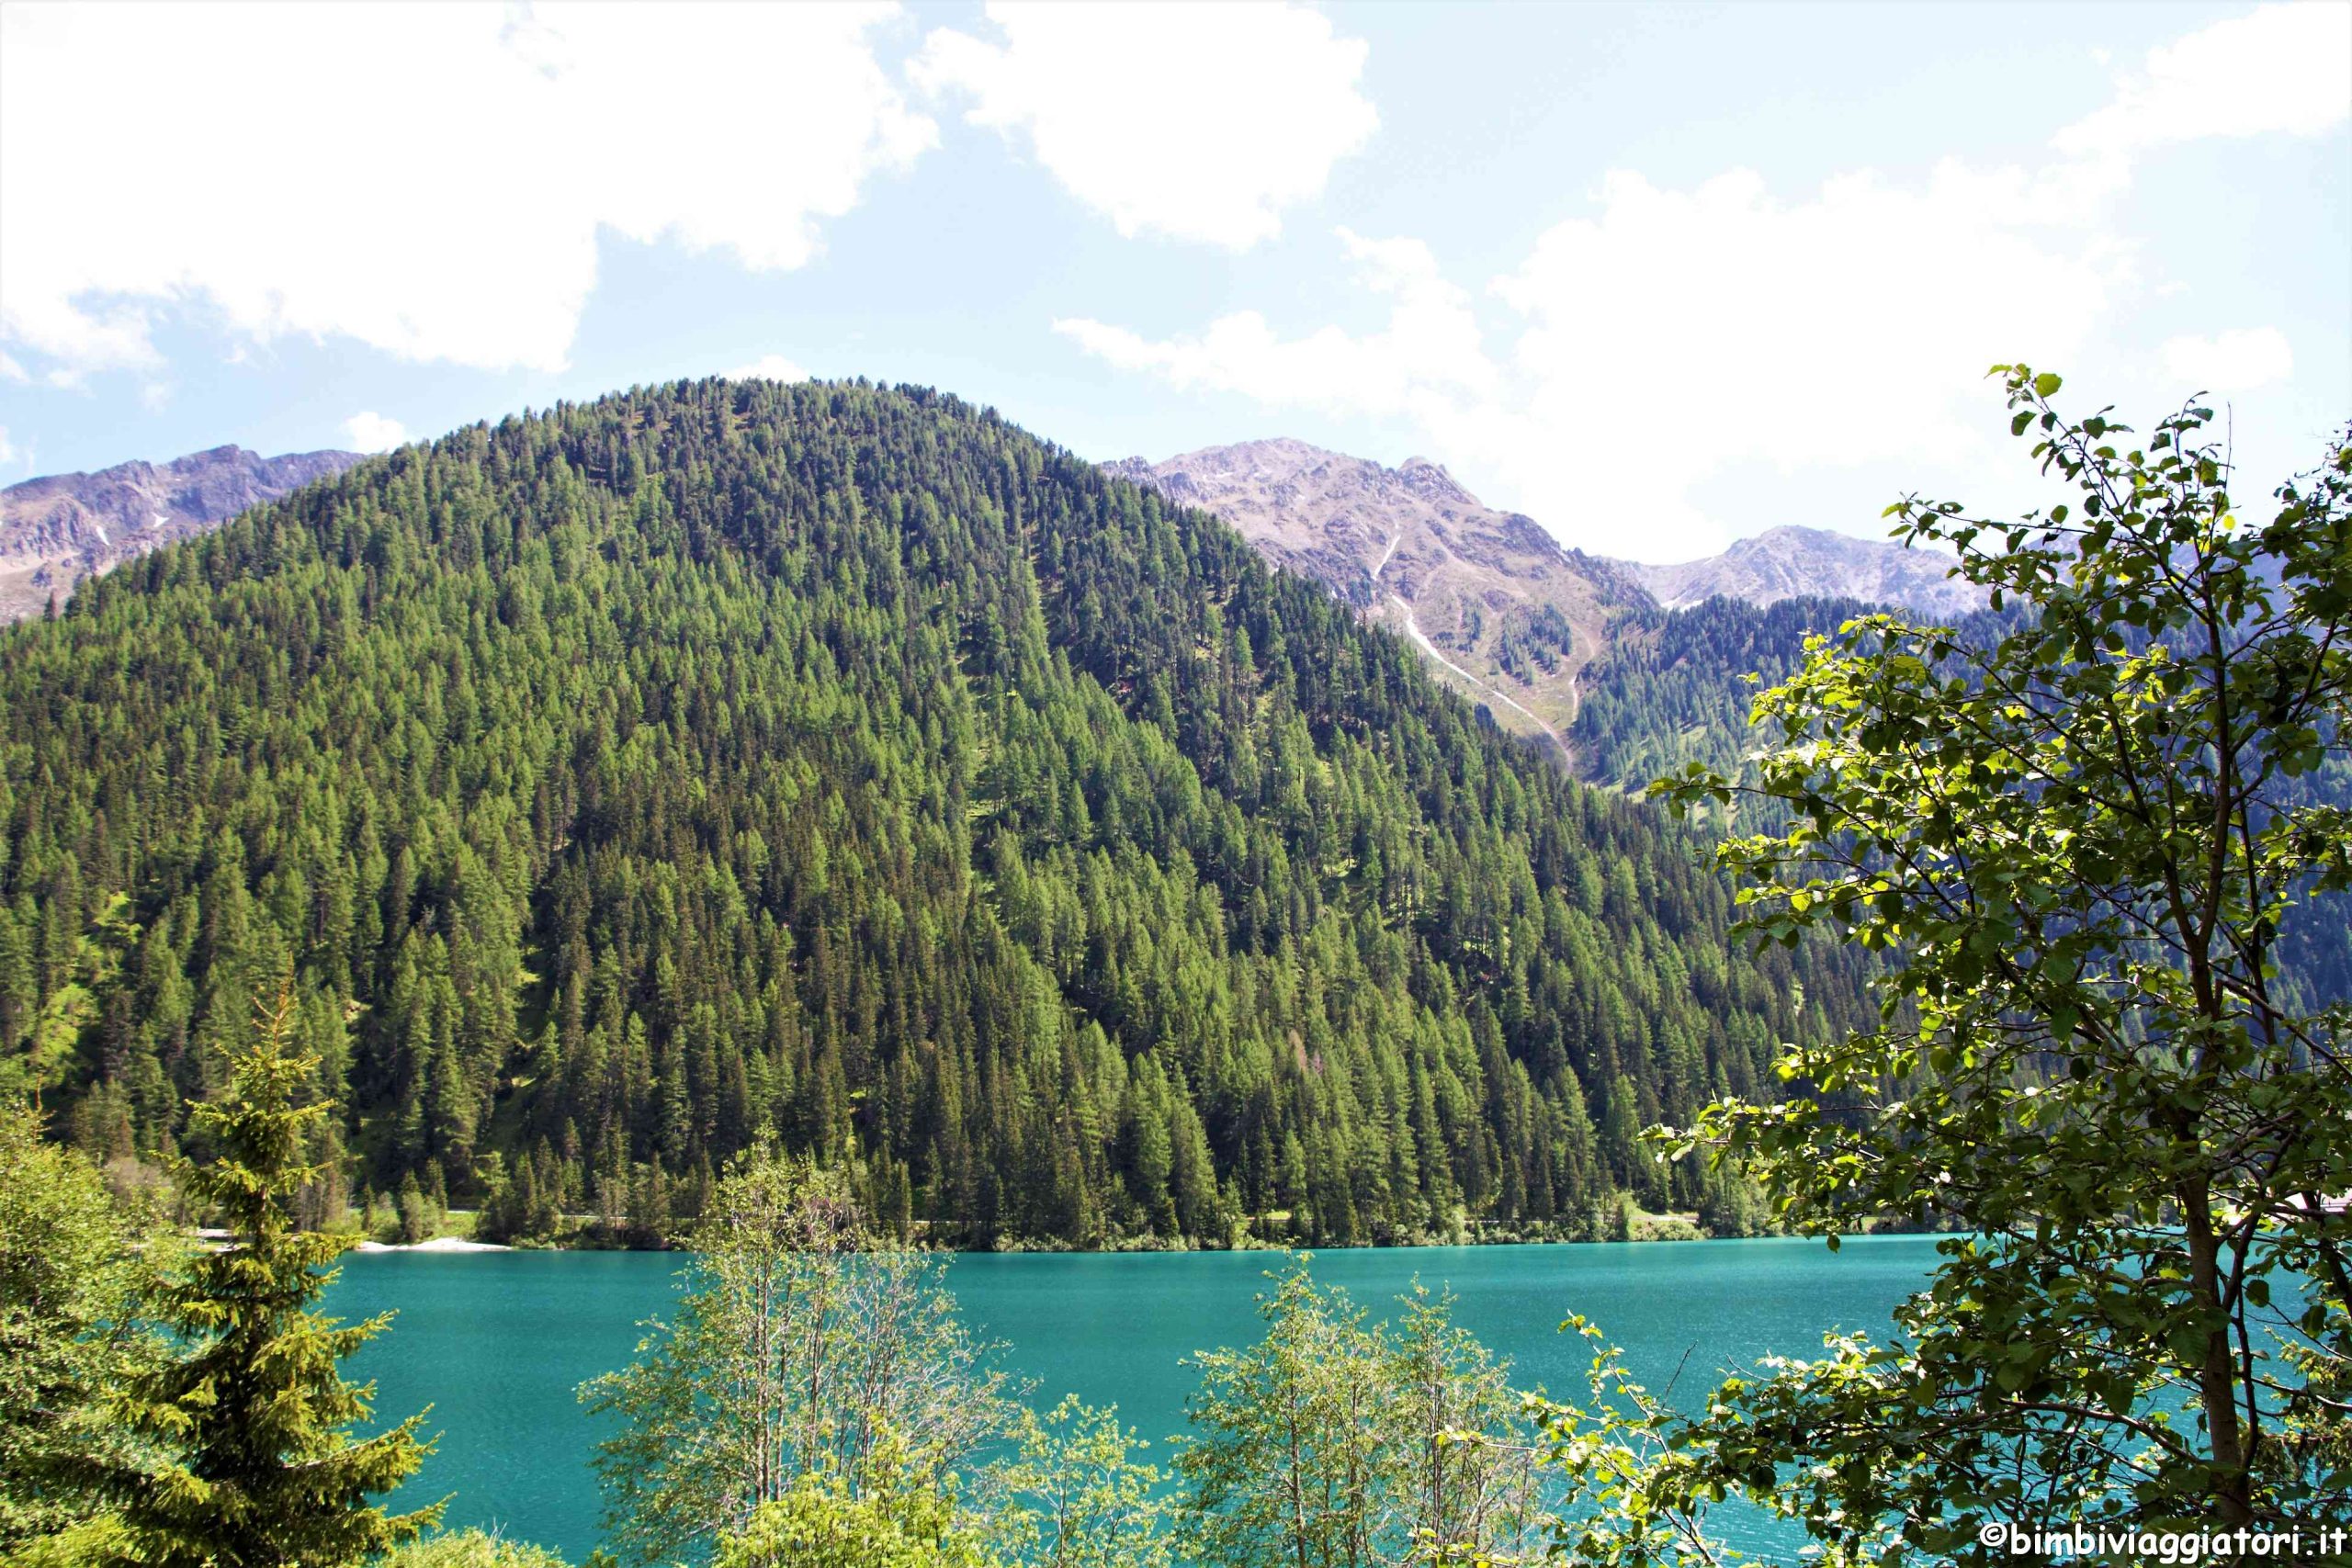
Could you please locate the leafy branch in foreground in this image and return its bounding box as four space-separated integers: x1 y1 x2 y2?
974 1395 1171 1568
1544 368 2352 1562
1527 1316 1732 1567
712 1431 991 1568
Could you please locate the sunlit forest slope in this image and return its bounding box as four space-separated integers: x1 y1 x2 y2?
0 380 1875 1246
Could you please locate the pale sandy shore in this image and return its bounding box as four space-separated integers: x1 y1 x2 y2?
353 1236 513 1254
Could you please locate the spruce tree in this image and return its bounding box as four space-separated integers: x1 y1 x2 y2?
106 983 437 1567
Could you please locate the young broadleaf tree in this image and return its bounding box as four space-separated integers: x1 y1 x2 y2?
1177 1261 1393 1568
1546 371 2352 1561
105 982 437 1567
580 1151 1010 1566
0 1102 176 1555
1177 1258 1544 1568
712 1429 992 1568
974 1395 1172 1568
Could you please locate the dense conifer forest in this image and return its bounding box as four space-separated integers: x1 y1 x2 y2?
1574 587 2352 1020
0 379 1875 1247
1570 594 1891 793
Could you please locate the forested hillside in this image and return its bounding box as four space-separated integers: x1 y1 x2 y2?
0 380 1873 1247
1568 595 1876 792
1575 587 2352 1019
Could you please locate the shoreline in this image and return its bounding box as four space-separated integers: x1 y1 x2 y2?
334 1227 1951 1259
351 1236 514 1254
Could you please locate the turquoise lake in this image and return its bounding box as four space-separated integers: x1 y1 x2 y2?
330 1235 1943 1561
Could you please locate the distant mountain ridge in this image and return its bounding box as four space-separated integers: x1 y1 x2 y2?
1106 438 1983 764
0 444 362 623
1624 524 1984 616
0 436 1983 633
1105 440 1649 764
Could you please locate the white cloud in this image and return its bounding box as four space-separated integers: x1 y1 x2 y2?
1059 5 2342 559
343 412 409 454
1063 163 2129 558
2161 327 2294 392
1055 229 1492 421
1471 163 2129 555
725 355 812 383
0 426 15 467
912 2 1375 248
2054 4 2352 157
0 3 934 379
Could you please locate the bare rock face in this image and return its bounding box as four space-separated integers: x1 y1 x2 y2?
1107 439 1646 765
1107 439 1990 766
0 445 362 623
1620 525 1985 617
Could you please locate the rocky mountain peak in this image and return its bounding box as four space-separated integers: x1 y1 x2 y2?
1396 455 1476 509
1104 436 2002 766
1105 438 1646 766
1 443 363 623
1621 523 1985 616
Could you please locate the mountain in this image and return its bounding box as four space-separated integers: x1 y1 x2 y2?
1105 440 1650 765
1623 525 1986 616
0 445 362 624
1107 442 1986 770
0 380 1871 1249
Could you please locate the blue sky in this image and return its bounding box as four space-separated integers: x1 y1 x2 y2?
2 1 2345 560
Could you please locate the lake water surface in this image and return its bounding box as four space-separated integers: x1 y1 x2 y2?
331 1235 1942 1560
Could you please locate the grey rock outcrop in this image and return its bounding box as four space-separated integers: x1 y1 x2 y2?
1 445 362 623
